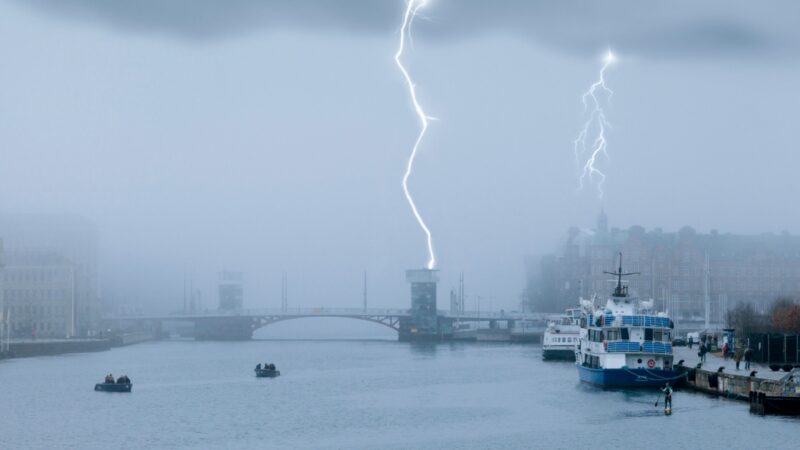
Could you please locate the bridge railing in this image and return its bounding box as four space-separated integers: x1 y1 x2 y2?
106 308 553 321
243 308 411 316
443 310 550 320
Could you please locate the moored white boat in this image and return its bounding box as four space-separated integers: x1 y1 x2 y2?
542 308 581 360
576 254 682 388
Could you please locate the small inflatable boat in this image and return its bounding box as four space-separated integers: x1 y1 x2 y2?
95 382 132 392
254 368 280 378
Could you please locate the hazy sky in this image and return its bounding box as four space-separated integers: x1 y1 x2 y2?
2 1 800 312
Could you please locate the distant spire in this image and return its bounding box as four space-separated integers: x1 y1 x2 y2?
596 207 608 233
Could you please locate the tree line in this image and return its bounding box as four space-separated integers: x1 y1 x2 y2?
726 297 800 336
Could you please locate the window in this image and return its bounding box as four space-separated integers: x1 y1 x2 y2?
645 328 654 342
621 328 630 340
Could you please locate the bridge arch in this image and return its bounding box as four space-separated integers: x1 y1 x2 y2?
250 314 402 333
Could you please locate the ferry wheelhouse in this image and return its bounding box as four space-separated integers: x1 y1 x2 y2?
576 254 678 387
542 308 582 360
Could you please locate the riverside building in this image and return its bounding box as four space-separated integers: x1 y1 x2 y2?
525 211 800 326
0 214 100 337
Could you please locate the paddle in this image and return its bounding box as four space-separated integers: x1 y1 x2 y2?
654 394 660 407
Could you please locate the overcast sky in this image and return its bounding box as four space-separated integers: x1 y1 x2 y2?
2 1 800 312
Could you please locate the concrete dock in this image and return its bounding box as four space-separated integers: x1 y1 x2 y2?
2 338 111 358
673 346 799 413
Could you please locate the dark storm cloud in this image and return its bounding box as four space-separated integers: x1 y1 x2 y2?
12 0 799 58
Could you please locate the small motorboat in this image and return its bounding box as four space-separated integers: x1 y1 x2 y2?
95 382 132 393
255 368 280 378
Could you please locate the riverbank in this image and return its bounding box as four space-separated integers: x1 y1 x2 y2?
674 346 800 414
0 331 159 359
1 338 111 358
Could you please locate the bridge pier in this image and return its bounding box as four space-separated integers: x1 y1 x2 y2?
399 269 452 341
194 316 253 340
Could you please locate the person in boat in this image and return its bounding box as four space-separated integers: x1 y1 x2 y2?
269 363 276 370
105 374 114 384
662 383 673 409
256 363 262 371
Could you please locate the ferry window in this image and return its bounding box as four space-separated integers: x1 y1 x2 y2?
621 328 629 340
644 328 653 341
665 331 671 342
654 330 663 342
607 329 619 340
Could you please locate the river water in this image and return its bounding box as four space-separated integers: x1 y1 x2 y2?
2 338 797 449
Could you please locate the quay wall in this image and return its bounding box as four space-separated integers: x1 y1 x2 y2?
686 368 786 400
4 339 111 358
111 331 158 347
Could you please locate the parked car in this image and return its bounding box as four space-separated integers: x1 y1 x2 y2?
671 337 687 347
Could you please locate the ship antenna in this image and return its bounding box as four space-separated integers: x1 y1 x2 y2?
603 252 640 297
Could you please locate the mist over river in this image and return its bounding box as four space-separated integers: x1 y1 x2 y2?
2 338 796 449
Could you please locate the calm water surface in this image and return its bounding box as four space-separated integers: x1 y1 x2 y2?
2 339 797 449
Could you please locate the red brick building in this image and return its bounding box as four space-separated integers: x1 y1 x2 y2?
525 211 800 325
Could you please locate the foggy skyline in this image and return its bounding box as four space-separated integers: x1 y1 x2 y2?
2 0 800 312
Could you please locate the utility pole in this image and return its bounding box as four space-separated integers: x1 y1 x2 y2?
703 251 710 330
458 272 465 315
281 272 288 313
362 271 367 312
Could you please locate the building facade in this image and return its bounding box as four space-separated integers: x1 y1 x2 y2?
2 250 77 338
525 212 800 325
0 214 100 337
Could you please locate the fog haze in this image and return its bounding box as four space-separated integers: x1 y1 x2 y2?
2 0 799 313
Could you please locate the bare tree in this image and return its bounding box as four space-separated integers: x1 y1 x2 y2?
725 302 768 336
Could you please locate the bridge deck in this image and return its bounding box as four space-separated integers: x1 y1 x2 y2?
106 308 549 322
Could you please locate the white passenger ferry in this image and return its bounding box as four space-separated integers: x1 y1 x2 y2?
576 254 680 387
542 308 581 360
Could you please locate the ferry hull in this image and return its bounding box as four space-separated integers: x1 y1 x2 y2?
577 364 677 388
543 348 576 361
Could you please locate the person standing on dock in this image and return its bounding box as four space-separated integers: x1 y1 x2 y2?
688 336 693 350
744 347 753 370
734 348 743 371
699 342 707 363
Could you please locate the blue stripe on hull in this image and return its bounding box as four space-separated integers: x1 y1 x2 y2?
577 364 677 388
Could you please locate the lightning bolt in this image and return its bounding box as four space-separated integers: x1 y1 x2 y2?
574 50 615 198
395 0 435 270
